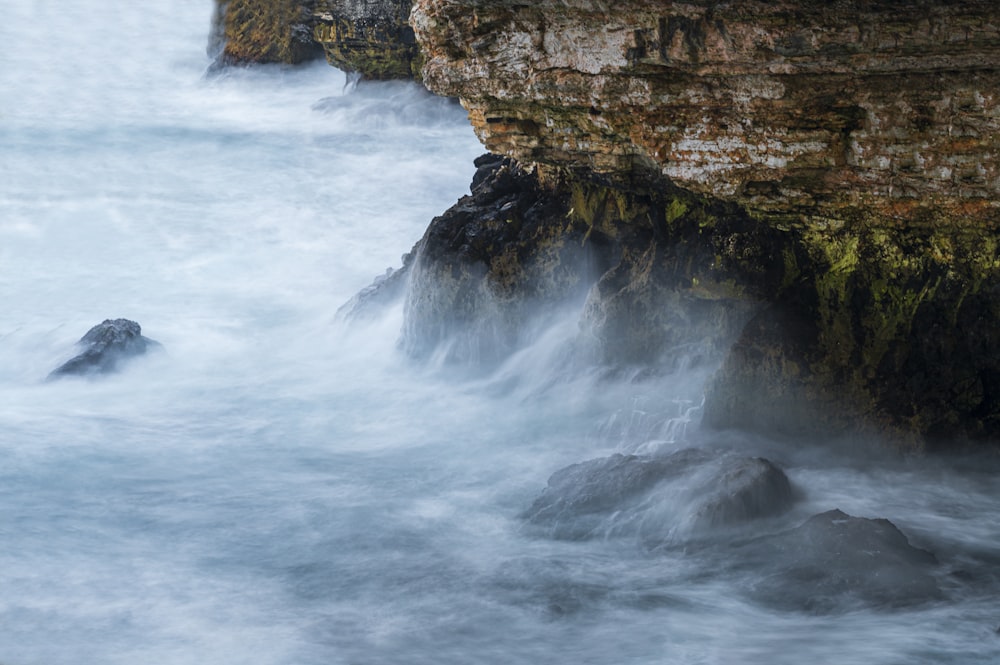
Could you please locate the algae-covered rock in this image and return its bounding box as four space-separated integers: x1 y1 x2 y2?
211 0 419 79
313 0 420 80
403 154 796 369
704 225 1000 448
211 0 322 66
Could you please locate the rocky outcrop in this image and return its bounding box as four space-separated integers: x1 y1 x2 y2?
220 0 1000 446
211 0 322 66
211 0 418 78
408 0 1000 447
49 319 160 379
404 153 793 367
313 0 420 79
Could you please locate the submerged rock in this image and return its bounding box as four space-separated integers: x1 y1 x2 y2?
524 449 794 543
742 509 942 612
48 319 160 379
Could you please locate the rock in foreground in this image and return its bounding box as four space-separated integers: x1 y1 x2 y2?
524 449 794 543
49 319 160 379
742 509 942 612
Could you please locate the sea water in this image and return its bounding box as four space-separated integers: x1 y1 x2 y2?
1 2 999 664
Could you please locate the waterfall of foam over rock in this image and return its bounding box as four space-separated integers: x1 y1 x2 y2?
1 2 999 664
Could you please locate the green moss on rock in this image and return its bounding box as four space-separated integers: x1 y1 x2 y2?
213 0 322 66
313 1 419 80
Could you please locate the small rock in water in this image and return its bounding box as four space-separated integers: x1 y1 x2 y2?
48 318 160 379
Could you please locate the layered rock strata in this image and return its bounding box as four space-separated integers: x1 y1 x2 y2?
413 0 1000 227
408 0 1000 447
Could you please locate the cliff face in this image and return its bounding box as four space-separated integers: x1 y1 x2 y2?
408 0 1000 447
413 0 1000 227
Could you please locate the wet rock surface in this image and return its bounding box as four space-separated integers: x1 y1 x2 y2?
49 319 160 379
525 451 945 613
404 0 1000 446
400 153 788 368
335 261 413 321
524 449 794 543
402 155 604 363
739 509 943 612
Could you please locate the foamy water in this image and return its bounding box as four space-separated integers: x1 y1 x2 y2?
1 2 999 664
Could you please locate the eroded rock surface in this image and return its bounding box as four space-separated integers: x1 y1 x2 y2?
49 319 160 379
413 0 1000 227
403 153 791 367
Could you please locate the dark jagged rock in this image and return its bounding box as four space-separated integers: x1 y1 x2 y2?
49 319 160 379
740 509 942 612
403 154 792 367
402 156 606 363
524 449 794 542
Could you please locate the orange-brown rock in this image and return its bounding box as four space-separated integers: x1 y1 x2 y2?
409 0 1000 448
413 0 1000 227
211 0 322 66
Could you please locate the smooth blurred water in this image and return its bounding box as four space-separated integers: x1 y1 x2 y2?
1 2 999 664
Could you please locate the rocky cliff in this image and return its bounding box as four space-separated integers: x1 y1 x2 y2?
211 1 1000 448
414 0 999 226
407 0 1000 448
